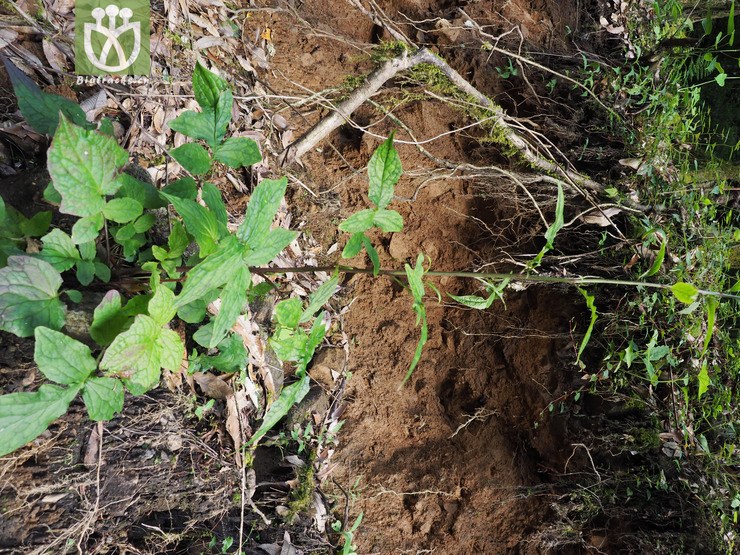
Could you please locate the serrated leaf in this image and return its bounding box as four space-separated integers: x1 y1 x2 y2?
0 256 65 337
206 334 248 373
40 229 80 271
159 328 184 371
163 193 223 257
171 143 212 175
193 62 229 109
82 377 124 421
296 315 328 375
372 209 403 232
103 198 143 224
148 285 177 326
671 282 699 304
71 213 104 244
175 236 244 308
270 327 308 362
90 290 130 346
48 116 128 217
114 222 136 242
114 172 166 209
368 132 401 209
207 266 250 348
202 182 228 231
20 211 52 237
213 137 262 169
275 297 303 328
237 177 288 245
0 384 79 456
342 232 364 258
362 235 380 277
242 227 298 266
3 57 90 135
161 177 198 200
100 315 166 395
34 327 96 384
338 209 376 233
247 374 310 447
301 275 339 323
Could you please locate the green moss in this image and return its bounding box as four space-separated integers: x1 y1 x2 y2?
370 41 409 63
286 451 316 522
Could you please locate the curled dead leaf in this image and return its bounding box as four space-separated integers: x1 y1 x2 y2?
192 372 234 399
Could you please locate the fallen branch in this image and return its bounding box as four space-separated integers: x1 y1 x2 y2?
278 48 604 195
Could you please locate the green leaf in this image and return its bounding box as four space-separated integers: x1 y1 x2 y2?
114 222 136 242
171 143 212 175
193 62 229 110
544 183 565 248
206 266 251 348
43 182 62 204
246 375 310 448
270 327 308 361
213 137 262 169
161 176 198 200
175 236 245 308
82 377 124 421
40 229 80 271
702 297 718 355
0 384 80 457
47 116 128 217
75 260 95 286
202 182 229 231
715 72 727 86
64 290 82 303
34 327 96 384
168 111 217 145
71 213 104 244
133 213 157 233
206 334 248 373
301 275 339 323
90 290 130 346
405 254 426 303
577 288 598 364
160 328 185 371
78 241 96 261
114 172 166 209
275 297 303 328
697 361 710 400
640 234 666 278
367 132 401 209
163 193 223 257
338 209 376 233
214 90 233 144
148 285 177 326
296 315 328 375
362 235 380 277
237 177 288 245
242 228 298 266
372 209 403 232
19 211 52 237
3 57 90 135
342 232 364 258
671 282 699 304
101 314 183 395
0 256 65 337
103 198 143 224
449 279 509 310
401 308 427 387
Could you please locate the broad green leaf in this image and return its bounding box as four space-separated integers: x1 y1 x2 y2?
301 275 339 323
71 213 104 244
114 172 167 209
237 177 288 245
0 256 65 337
214 90 233 143
203 334 248 373
101 314 180 395
270 327 308 361
405 254 426 303
202 182 229 231
3 57 90 135
206 266 251 348
94 261 111 283
133 213 157 233
342 232 364 258
161 176 198 200
48 116 128 217
338 209 376 233
166 220 190 259
34 327 96 384
114 222 136 242
19 211 52 237
702 297 718 355
372 209 403 232
82 377 124 421
697 361 710 400
367 132 401 209
159 328 185 371
213 137 262 169
448 293 492 310
90 290 130 346
276 297 303 328
242 228 298 266
671 282 699 304
78 241 96 261
43 182 62 204
76 260 95 286
0 384 80 457
193 62 229 109
168 111 217 145
103 198 143 224
171 143 212 175
176 288 219 323
362 235 380 277
577 288 598 364
715 72 727 86
148 285 177 326
64 290 82 303
296 315 328 375
163 193 222 256
175 236 244 308
246 375 310 447
40 229 80 271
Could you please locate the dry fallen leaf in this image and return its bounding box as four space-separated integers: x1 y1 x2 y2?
581 207 622 227
192 372 234 399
